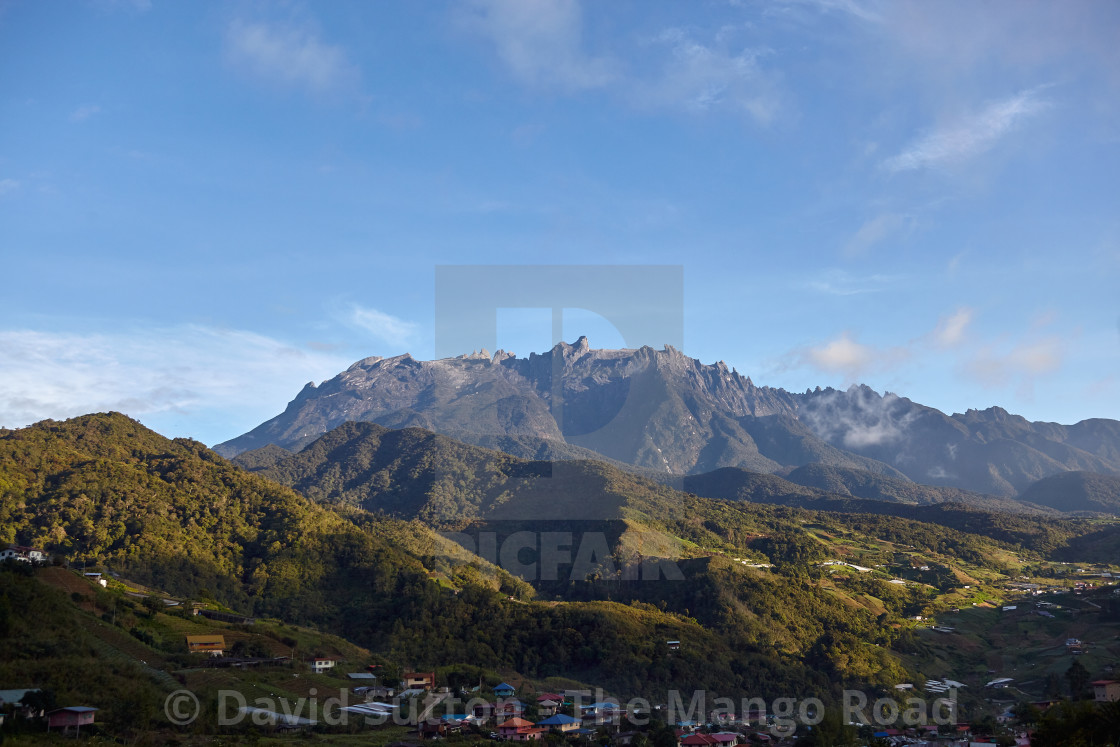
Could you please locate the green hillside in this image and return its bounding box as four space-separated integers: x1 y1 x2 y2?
1018 470 1120 514
3 413 1119 742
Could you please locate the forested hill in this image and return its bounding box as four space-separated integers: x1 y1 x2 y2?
5 412 1118 710
0 413 924 700
0 412 439 630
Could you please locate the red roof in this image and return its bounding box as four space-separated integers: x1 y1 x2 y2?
499 718 535 729
1092 680 1118 685
538 693 562 701
682 734 720 746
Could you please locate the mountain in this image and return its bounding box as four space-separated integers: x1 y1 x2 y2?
1017 471 1120 514
244 418 1094 566
777 462 1050 514
216 340 1120 498
794 386 1120 495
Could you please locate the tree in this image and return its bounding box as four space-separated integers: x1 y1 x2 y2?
1066 660 1090 699
1012 701 1041 726
20 688 57 717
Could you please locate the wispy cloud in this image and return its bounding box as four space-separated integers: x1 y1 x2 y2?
963 335 1065 400
789 331 909 382
465 3 779 123
636 28 779 123
930 307 973 348
0 179 19 197
0 326 350 439
463 0 615 92
804 269 904 295
844 212 910 257
882 87 1051 173
770 0 883 25
782 306 975 383
69 104 101 122
225 19 358 95
347 305 420 348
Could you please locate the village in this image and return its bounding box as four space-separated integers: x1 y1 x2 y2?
3 543 1119 745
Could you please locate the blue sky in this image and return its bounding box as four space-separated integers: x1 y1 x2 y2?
1 0 1118 446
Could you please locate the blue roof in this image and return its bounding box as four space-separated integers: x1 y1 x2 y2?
54 706 98 713
539 714 580 725
494 682 515 690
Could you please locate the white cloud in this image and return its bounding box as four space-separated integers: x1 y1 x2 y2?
348 305 420 348
791 331 909 382
784 307 973 383
0 326 350 439
805 333 873 376
804 269 903 295
931 307 973 348
771 0 883 25
464 0 615 91
464 4 780 124
882 87 1051 173
0 179 19 197
964 335 1065 399
638 28 778 123
69 104 101 122
844 213 907 257
225 19 358 95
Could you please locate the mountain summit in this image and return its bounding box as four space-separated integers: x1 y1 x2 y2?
215 340 1120 496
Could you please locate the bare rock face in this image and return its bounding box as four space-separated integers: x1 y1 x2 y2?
214 340 1120 495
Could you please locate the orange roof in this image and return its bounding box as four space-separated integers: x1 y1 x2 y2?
499 718 535 728
185 635 225 649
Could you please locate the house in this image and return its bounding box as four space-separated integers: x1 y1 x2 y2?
185 634 226 657
493 681 516 698
0 689 43 718
494 699 527 720
347 672 377 681
308 657 338 674
581 702 624 731
537 713 581 733
46 707 97 735
667 640 681 651
420 717 465 739
1093 680 1120 702
404 671 436 690
498 717 543 741
537 698 561 717
0 546 46 564
681 734 720 747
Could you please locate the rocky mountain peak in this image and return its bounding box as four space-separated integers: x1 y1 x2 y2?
213 342 1120 497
